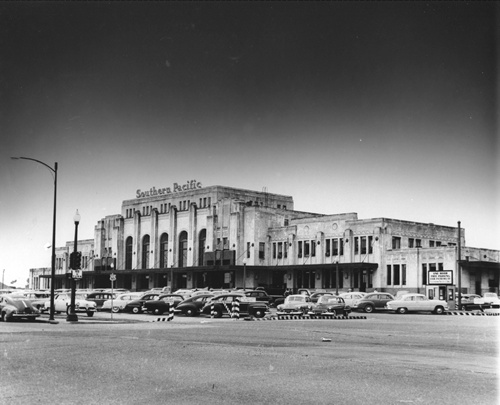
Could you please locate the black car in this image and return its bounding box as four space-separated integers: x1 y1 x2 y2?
86 292 117 309
123 293 161 314
0 295 40 322
175 293 215 316
142 294 184 315
201 293 269 318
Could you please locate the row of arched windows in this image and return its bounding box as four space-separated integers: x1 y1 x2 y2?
124 230 207 269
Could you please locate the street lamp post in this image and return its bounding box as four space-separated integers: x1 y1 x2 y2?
243 260 247 290
67 210 80 322
11 157 58 323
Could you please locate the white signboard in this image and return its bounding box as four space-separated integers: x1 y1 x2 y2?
428 270 453 285
72 270 82 279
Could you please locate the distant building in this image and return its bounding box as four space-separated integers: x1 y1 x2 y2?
30 183 499 306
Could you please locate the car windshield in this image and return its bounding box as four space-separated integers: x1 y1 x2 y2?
318 296 340 304
288 296 305 302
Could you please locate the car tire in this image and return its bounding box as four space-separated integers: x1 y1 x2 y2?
87 311 94 317
397 307 407 314
213 309 223 318
364 305 374 313
253 309 265 318
132 307 140 314
434 306 445 315
1 312 6 322
185 308 195 317
111 306 120 313
66 306 72 315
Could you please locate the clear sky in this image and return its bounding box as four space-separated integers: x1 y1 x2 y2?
1 2 498 288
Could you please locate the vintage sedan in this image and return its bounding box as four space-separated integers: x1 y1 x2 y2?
123 293 161 314
44 293 97 317
142 294 185 315
276 294 313 315
86 292 117 310
386 293 449 314
101 292 142 313
339 292 366 307
201 293 269 318
353 292 395 313
309 295 351 317
175 293 214 316
0 295 40 321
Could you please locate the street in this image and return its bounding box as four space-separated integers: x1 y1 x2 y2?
1 311 498 405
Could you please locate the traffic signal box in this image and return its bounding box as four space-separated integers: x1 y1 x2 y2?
69 251 82 270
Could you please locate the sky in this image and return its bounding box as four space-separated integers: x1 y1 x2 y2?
1 2 498 288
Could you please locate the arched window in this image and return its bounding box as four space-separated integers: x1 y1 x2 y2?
142 235 150 269
178 231 188 268
198 229 206 266
125 237 133 269
160 233 169 268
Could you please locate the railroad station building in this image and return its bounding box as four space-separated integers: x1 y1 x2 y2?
30 182 500 305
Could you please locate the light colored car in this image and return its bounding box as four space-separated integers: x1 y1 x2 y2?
386 293 448 314
474 292 500 305
101 292 142 313
339 292 365 307
276 294 313 314
44 293 97 317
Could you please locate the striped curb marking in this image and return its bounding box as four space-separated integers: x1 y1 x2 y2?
244 315 367 321
445 311 500 316
151 305 175 322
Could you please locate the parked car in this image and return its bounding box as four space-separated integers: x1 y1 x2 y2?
101 292 142 313
339 292 365 308
483 303 500 315
123 293 161 314
142 294 185 315
474 292 500 305
44 293 97 317
353 293 395 313
0 295 40 321
310 295 351 317
18 290 51 311
243 290 274 306
309 291 334 303
276 294 313 315
201 293 269 318
173 289 194 299
455 294 482 311
175 293 214 316
86 292 117 310
386 293 449 314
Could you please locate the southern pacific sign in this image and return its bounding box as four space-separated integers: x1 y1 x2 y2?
136 180 202 199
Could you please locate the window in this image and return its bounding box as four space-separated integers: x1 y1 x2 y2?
422 263 427 284
259 242 265 259
438 262 444 271
339 238 344 255
278 242 283 259
408 238 414 248
284 242 288 258
392 237 401 250
273 243 277 259
360 236 367 255
179 231 188 268
402 264 406 286
246 242 251 258
429 240 435 247
368 236 373 254
142 235 150 269
325 239 331 257
416 239 422 248
298 241 303 258
198 229 206 266
311 241 316 257
354 237 359 255
387 265 392 285
332 239 338 256
160 233 168 268
393 264 400 285
304 241 310 257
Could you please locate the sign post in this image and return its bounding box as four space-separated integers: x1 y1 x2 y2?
110 273 116 320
